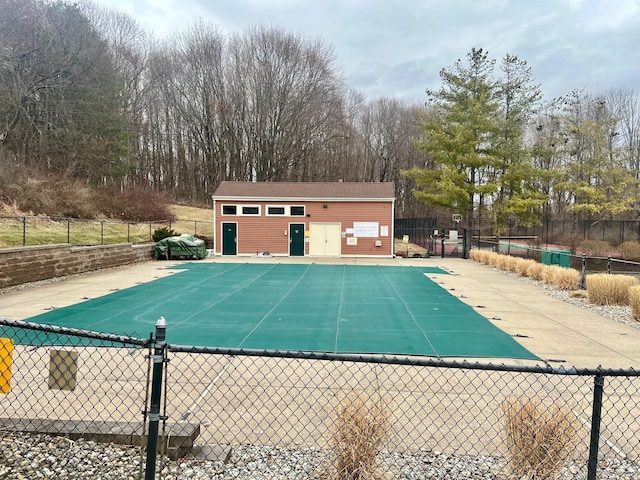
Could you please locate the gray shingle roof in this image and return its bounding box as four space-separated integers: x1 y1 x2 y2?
212 181 395 200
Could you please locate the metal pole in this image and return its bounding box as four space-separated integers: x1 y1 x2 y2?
441 231 445 258
587 371 605 480
462 228 468 259
607 256 612 274
22 217 26 246
67 219 71 244
581 253 587 290
144 317 167 480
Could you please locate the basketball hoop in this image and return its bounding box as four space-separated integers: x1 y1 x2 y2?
452 214 462 224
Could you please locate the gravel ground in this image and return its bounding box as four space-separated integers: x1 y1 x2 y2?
3 433 640 479
513 271 639 330
2 268 640 479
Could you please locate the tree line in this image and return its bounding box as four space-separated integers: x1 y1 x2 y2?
1 0 639 232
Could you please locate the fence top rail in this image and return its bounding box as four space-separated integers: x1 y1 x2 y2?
0 318 150 347
0 215 175 225
167 344 640 377
2 320 639 376
476 239 640 265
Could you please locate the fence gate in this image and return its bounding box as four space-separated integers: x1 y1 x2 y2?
0 318 186 480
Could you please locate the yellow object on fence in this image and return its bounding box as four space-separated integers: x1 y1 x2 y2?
0 337 13 394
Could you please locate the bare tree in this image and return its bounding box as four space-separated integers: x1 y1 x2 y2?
0 0 130 180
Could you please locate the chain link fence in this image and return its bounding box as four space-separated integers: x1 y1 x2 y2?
1 318 640 479
0 215 214 248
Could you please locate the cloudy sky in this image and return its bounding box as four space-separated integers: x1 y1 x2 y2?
92 0 640 103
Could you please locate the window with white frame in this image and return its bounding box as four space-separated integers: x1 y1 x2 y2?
290 205 305 216
266 206 286 216
221 204 261 216
241 205 260 215
221 205 237 215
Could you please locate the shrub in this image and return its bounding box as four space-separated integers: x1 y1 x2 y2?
495 254 510 271
469 249 482 262
97 186 175 222
619 241 640 261
323 390 392 480
152 227 179 242
481 250 498 265
586 273 637 306
526 261 545 281
504 256 520 273
541 265 563 285
629 285 640 321
579 239 613 257
487 252 500 268
502 397 578 480
516 259 537 277
551 267 581 290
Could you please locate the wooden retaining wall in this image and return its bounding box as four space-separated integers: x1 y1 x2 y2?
0 243 154 289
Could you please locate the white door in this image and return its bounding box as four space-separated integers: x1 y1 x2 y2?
309 223 341 256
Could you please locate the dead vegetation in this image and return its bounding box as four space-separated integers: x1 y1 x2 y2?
586 273 638 306
502 397 578 480
321 390 392 480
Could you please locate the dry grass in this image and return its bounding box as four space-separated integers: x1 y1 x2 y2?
0 204 212 248
469 251 579 289
502 397 578 480
586 273 638 306
525 261 545 281
476 250 496 265
469 249 482 262
541 265 563 285
494 253 510 271
515 258 537 277
169 204 212 222
629 285 640 320
569 290 589 299
550 267 581 290
322 390 392 480
619 241 640 261
579 239 614 257
504 255 520 273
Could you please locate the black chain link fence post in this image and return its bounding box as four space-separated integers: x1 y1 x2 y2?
581 253 587 289
587 369 605 480
462 228 468 259
145 317 167 480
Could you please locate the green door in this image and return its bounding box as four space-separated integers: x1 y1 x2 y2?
222 223 237 255
289 223 305 256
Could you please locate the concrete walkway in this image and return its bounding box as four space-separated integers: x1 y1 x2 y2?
1 256 639 369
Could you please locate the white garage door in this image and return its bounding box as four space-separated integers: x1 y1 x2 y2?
309 223 341 256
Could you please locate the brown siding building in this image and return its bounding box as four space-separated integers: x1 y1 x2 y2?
211 182 396 257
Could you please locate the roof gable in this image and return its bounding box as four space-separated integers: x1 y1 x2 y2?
212 181 395 201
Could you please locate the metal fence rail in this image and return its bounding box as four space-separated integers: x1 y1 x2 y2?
0 215 214 248
1 319 640 479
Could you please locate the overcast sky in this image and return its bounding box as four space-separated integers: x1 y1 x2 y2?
91 0 640 104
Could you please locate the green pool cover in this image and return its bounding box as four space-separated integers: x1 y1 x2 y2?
12 263 537 360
